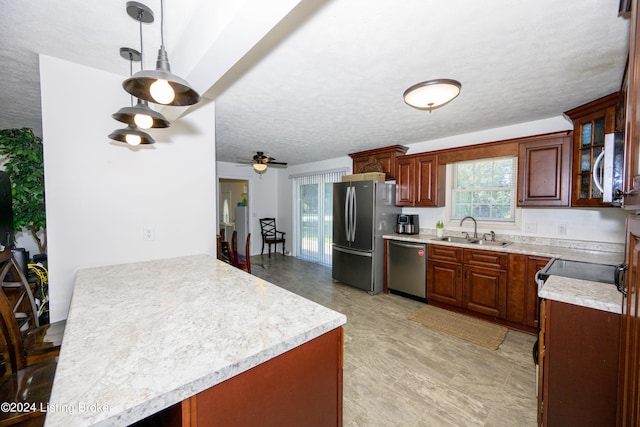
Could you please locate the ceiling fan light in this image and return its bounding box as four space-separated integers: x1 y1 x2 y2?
108 125 155 145
403 79 461 111
253 163 268 174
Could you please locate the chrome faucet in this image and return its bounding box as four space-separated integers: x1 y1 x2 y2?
482 230 496 241
460 216 478 239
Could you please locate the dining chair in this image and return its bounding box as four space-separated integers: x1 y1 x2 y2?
0 251 64 367
0 286 57 426
259 218 285 257
0 251 38 331
230 231 251 274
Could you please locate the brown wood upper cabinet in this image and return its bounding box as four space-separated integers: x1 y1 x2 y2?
349 145 409 180
395 154 445 207
564 92 619 207
517 132 572 207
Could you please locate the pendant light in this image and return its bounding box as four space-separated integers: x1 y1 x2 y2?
108 47 155 145
112 48 170 129
403 79 462 112
108 125 155 146
122 0 200 106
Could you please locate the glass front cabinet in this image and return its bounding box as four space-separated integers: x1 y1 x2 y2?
564 93 619 207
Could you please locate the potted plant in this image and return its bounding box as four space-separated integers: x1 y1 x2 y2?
0 128 46 254
436 220 445 238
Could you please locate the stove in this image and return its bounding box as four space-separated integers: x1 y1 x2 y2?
537 258 619 286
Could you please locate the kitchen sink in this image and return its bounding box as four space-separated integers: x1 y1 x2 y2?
436 236 511 247
437 236 476 244
473 240 511 247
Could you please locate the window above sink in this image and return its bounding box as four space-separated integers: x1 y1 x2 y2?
444 159 522 233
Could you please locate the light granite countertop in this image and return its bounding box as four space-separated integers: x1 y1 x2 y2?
45 255 347 427
383 232 625 265
384 232 625 313
538 275 623 314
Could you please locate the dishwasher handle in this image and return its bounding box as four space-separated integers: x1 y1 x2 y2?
389 241 426 250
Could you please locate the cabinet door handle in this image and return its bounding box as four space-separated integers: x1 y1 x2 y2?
464 268 468 279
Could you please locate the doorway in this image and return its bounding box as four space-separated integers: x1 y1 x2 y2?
218 178 249 253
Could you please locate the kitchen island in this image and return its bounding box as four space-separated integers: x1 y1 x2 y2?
45 255 346 426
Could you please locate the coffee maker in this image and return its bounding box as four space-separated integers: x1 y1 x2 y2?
395 214 419 235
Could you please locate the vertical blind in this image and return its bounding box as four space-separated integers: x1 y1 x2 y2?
291 168 347 266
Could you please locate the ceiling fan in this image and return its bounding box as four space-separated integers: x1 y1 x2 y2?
236 151 288 174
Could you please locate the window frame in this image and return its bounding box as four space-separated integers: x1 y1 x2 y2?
444 156 522 231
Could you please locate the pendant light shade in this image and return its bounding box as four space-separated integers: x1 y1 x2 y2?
123 47 200 106
112 98 170 129
108 125 155 146
403 79 461 111
122 0 200 106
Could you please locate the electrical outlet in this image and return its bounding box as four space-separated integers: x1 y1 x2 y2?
143 226 155 241
558 224 567 235
525 223 537 233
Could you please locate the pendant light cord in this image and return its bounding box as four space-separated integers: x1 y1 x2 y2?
128 52 134 107
138 10 144 70
160 0 165 49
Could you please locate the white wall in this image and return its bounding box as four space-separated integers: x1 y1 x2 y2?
216 161 281 256
40 56 217 322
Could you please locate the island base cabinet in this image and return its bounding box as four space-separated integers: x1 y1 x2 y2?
189 327 343 427
538 300 620 427
134 328 343 427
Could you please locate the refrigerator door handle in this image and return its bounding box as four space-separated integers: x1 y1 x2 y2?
345 186 351 242
351 188 357 242
333 245 373 257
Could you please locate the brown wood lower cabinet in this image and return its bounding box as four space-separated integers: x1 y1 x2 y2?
507 254 550 332
427 246 508 319
133 328 344 427
538 300 620 427
426 245 546 333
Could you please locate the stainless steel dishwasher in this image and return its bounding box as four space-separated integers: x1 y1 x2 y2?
387 240 427 301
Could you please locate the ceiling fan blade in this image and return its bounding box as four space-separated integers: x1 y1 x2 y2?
268 161 287 165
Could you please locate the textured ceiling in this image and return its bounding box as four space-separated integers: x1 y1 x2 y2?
0 0 631 167
215 0 631 165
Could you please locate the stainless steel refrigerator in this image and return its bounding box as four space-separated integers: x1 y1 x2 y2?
332 180 400 294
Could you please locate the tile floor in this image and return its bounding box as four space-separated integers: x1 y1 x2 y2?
250 254 538 427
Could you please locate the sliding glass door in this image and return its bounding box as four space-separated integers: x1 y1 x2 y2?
294 170 346 265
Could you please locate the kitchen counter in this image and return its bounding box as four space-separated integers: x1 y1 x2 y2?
383 232 624 265
538 275 623 314
384 232 624 314
45 255 347 426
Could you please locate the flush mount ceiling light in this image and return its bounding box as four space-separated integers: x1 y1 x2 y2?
253 163 268 174
108 125 155 146
112 48 170 130
122 0 200 106
403 79 462 112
